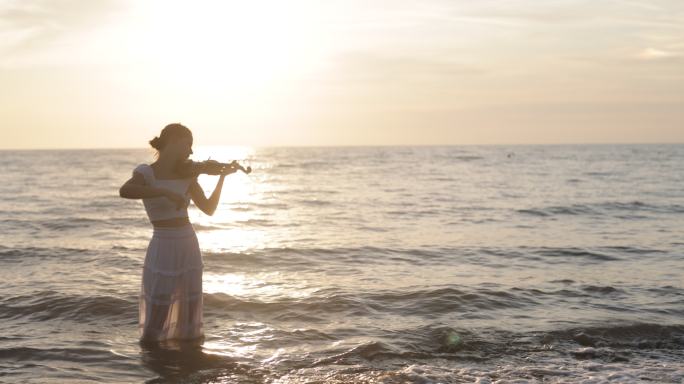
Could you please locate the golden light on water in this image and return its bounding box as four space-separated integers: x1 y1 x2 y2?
197 229 269 253
203 272 317 300
188 145 273 252
186 145 316 306
202 336 259 359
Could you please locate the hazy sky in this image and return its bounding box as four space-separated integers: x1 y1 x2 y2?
1 0 682 148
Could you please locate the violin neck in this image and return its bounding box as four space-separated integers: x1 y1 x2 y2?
176 160 201 177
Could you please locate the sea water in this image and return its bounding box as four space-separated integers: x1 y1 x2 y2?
0 145 682 383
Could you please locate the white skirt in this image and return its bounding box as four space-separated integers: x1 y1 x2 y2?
139 224 204 342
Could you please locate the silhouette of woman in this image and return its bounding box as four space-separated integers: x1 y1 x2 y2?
119 123 237 343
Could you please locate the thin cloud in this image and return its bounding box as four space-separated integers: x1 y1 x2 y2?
636 47 680 60
327 51 487 84
0 0 124 54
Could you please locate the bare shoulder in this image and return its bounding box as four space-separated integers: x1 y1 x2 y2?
132 170 147 182
127 166 148 185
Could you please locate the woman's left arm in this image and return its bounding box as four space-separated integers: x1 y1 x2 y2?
189 175 226 216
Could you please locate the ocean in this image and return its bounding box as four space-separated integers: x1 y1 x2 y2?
0 145 682 383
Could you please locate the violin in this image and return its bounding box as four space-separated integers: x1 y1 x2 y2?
177 159 252 178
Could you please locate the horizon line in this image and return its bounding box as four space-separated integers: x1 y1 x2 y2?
1 141 684 151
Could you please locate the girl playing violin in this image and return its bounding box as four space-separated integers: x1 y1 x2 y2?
118 123 247 343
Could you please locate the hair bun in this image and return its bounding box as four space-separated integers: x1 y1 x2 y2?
149 136 163 150
149 124 191 152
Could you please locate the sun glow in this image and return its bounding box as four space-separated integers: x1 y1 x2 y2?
124 1 331 98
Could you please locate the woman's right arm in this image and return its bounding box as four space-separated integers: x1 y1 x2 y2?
119 171 167 199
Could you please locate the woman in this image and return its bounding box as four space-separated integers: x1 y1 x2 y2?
119 123 236 342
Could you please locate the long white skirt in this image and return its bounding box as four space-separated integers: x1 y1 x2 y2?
139 224 204 342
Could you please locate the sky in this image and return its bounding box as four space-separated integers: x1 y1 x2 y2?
0 0 682 149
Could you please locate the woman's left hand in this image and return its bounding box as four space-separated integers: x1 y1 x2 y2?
200 159 242 176
202 160 225 175
220 161 239 175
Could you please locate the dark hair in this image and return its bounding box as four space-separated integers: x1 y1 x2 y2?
149 123 192 151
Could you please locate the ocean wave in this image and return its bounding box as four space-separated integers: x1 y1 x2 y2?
277 188 340 195
202 286 541 319
232 219 276 227
269 161 333 171
249 202 289 210
531 247 621 262
0 292 135 322
517 201 684 218
355 322 684 363
293 199 332 207
2 244 664 270
480 244 671 264
0 346 117 362
201 245 665 270
580 285 621 294
224 205 252 212
40 217 105 230
4 282 679 329
308 340 434 366
0 285 627 324
480 246 625 264
0 216 148 233
15 284 544 325
600 245 667 254
202 246 454 267
300 322 684 370
430 154 484 162
548 323 684 350
644 285 684 297
452 155 484 161
0 245 96 263
515 285 625 300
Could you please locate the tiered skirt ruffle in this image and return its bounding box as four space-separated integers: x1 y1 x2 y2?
139 224 204 342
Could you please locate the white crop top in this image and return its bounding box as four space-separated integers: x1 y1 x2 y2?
133 164 194 222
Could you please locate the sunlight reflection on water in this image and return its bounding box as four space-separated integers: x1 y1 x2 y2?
196 228 270 253
189 145 279 253
203 272 318 300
